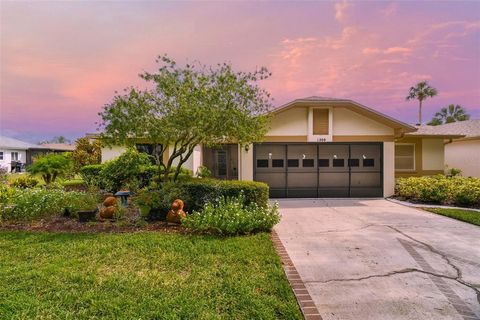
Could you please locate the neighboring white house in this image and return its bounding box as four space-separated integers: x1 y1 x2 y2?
397 120 479 177
0 136 41 172
442 120 480 177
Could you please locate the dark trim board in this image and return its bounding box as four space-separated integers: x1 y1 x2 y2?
253 142 384 198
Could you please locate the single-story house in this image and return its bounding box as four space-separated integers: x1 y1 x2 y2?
94 97 466 198
400 120 479 177
0 135 42 172
27 143 76 166
0 136 75 172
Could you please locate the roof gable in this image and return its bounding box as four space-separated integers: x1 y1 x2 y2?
271 97 416 133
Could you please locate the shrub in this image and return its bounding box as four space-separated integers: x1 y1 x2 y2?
79 164 104 188
0 187 99 221
133 178 269 220
445 166 462 178
395 175 480 207
100 149 152 192
133 189 164 220
163 179 269 213
28 153 73 184
10 175 39 189
72 137 101 171
196 165 212 178
0 166 8 184
182 195 280 235
451 178 480 207
62 179 87 192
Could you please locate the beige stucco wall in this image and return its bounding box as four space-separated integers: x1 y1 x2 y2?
101 146 126 163
445 139 480 177
422 138 445 171
239 144 254 181
268 107 308 136
383 141 395 197
332 107 394 136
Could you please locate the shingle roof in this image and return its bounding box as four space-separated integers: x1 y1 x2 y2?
299 96 348 102
406 120 480 139
0 135 45 150
39 143 75 151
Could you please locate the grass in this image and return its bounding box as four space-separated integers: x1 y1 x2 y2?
424 208 480 226
0 232 301 320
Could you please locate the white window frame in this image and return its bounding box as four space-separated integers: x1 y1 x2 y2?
395 143 415 172
11 152 19 161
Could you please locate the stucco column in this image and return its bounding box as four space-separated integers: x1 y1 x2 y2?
239 144 254 181
383 141 395 197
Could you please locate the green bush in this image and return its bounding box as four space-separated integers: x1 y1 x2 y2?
395 175 480 207
182 195 280 235
10 175 39 189
164 179 269 213
28 153 73 184
79 164 104 187
134 178 269 220
196 165 212 178
97 149 152 192
0 187 99 221
62 179 87 192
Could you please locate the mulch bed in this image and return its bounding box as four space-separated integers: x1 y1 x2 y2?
0 217 186 234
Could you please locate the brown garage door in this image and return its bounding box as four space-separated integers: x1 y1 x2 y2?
253 143 383 198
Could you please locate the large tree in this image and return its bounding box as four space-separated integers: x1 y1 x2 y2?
427 104 470 126
406 81 438 125
98 55 272 181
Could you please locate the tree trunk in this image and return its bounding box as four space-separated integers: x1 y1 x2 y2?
418 100 422 125
173 146 195 181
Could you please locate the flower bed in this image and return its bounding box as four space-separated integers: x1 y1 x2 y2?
0 185 98 222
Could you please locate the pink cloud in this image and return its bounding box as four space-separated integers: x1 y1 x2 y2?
1 1 479 141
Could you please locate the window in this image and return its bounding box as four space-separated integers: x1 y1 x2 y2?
256 159 268 168
0 152 3 160
11 152 19 161
333 159 344 167
348 159 359 167
363 159 375 167
395 144 415 171
287 159 299 167
272 159 284 168
318 159 329 167
302 159 314 167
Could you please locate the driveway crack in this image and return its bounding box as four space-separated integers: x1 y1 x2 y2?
385 225 480 306
306 267 461 284
385 225 464 279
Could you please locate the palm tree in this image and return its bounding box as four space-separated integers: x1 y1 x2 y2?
406 81 438 125
427 104 470 126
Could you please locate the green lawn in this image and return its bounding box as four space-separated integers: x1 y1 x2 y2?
424 208 480 226
0 232 301 320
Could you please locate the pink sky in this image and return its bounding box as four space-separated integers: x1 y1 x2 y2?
1 1 479 142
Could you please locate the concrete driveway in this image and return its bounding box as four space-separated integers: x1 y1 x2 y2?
274 199 480 320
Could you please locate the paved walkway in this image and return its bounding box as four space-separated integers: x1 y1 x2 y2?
274 199 480 320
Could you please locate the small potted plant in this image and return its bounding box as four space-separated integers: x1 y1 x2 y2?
77 195 99 222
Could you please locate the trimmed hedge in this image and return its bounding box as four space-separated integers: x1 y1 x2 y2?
134 178 269 220
395 175 480 207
